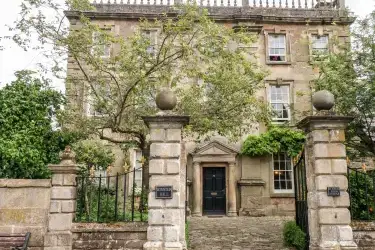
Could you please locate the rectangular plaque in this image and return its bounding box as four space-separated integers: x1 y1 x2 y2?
155 186 173 199
327 187 340 197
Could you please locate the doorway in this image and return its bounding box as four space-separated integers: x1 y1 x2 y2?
203 167 226 215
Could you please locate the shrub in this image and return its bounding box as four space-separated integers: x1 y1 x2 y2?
283 221 306 250
241 126 305 158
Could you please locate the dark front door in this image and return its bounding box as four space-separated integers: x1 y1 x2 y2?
203 167 226 215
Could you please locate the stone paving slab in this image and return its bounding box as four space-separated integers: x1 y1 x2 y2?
188 216 294 250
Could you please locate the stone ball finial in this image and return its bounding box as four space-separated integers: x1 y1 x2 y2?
155 88 177 111
59 146 76 165
312 90 335 111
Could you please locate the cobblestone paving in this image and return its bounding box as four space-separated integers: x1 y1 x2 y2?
188 216 293 250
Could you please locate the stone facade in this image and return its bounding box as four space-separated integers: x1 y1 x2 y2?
142 115 189 250
64 1 354 217
72 223 147 250
0 179 51 250
352 221 375 250
298 116 357 249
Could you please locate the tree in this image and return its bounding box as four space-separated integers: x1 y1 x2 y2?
0 71 79 179
72 139 115 175
312 12 375 158
7 1 270 186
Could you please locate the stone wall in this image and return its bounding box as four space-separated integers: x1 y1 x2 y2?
0 179 51 249
352 221 375 250
71 223 147 250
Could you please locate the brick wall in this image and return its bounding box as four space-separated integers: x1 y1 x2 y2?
352 221 375 250
72 223 147 250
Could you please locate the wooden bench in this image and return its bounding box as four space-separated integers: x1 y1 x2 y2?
0 233 31 250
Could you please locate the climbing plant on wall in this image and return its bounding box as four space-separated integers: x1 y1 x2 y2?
241 126 305 157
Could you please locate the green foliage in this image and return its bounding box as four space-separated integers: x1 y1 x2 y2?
0 71 77 179
185 221 190 249
72 139 115 173
241 127 305 157
348 170 375 220
283 221 306 250
75 182 147 222
312 12 375 158
8 1 270 147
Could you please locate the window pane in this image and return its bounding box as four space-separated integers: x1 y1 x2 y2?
274 180 281 190
273 152 293 191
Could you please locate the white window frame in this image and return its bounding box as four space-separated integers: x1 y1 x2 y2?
92 31 111 58
141 29 158 56
272 152 294 193
269 84 291 122
133 150 143 189
311 34 329 55
86 87 111 117
268 34 287 62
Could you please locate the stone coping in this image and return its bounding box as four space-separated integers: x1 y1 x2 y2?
72 222 148 232
142 115 190 126
297 115 354 131
0 179 51 188
352 221 375 231
65 5 355 25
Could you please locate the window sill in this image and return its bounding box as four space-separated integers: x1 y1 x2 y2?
270 193 295 198
266 61 292 65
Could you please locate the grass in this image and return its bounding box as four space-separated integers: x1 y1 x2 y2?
185 221 190 249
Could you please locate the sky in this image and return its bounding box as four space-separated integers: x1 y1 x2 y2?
0 0 374 93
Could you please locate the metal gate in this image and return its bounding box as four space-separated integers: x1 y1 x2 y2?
293 150 309 249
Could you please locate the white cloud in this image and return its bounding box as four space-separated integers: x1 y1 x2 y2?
0 0 374 92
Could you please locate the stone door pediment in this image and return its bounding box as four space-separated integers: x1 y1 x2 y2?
193 140 239 156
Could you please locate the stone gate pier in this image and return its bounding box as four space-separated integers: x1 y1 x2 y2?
297 90 357 250
143 89 189 250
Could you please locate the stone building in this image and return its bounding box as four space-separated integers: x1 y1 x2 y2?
65 0 354 217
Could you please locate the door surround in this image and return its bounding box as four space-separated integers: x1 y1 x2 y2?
202 165 226 215
190 140 239 217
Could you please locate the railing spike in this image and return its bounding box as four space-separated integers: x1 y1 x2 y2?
272 0 275 7
285 0 288 8
221 0 224 6
227 0 230 6
266 0 269 7
259 0 262 7
292 0 295 8
234 0 237 6
298 0 301 7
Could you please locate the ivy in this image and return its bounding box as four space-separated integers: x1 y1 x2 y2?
241 126 305 157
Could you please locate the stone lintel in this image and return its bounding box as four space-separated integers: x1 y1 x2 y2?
64 7 354 25
142 115 190 128
297 115 353 132
48 165 79 175
237 178 266 186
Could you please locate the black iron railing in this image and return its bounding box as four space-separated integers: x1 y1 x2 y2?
75 167 147 222
293 150 309 250
348 167 375 221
